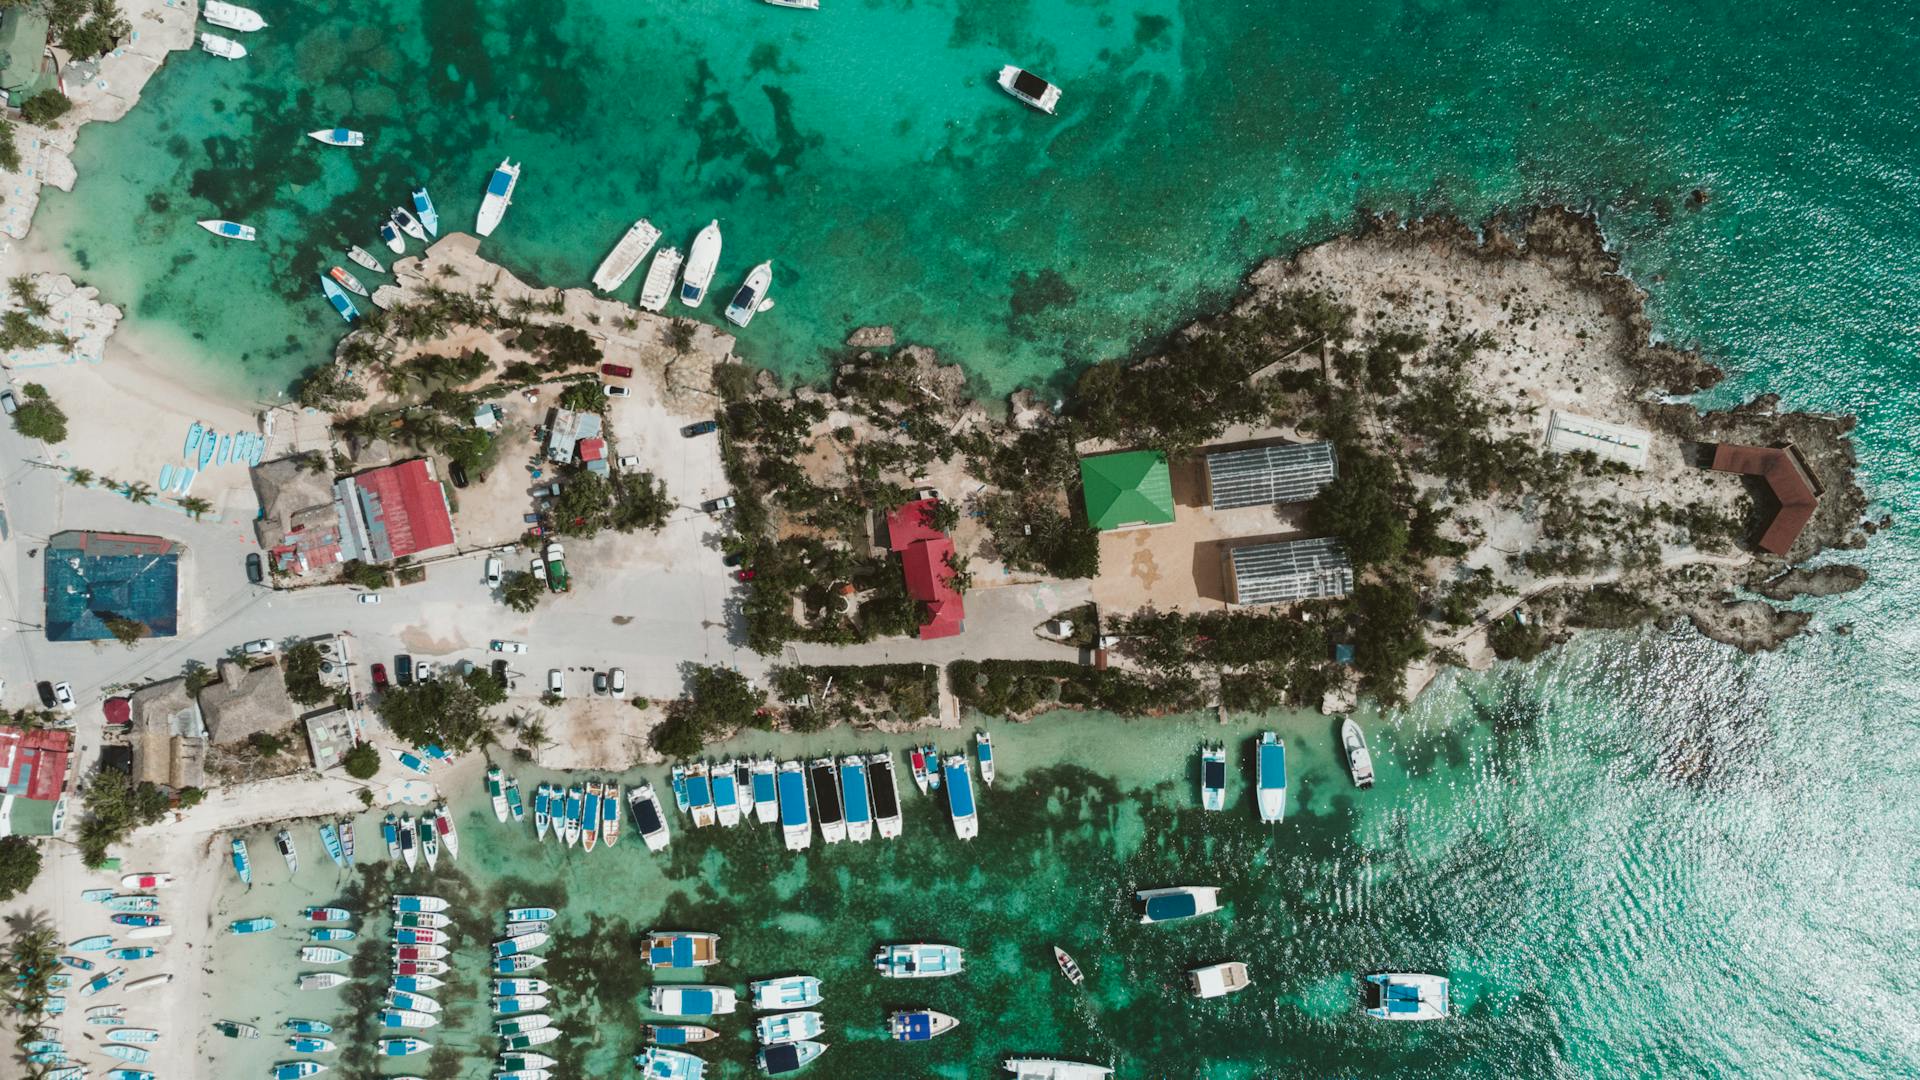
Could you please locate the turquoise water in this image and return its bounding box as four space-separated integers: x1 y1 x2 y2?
60 0 1920 1075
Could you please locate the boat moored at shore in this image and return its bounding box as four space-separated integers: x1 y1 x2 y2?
308 128 363 146
198 32 248 59
1188 960 1252 999
202 1 266 31
198 219 254 241
1256 732 1286 822
944 754 978 839
594 218 663 292
1343 718 1376 789
777 760 811 851
639 247 684 312
477 159 520 237
839 755 872 842
1200 743 1226 811
724 260 773 327
679 220 722 306
629 781 671 851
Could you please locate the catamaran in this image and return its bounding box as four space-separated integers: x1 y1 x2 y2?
749 974 821 1009
760 1041 828 1076
1343 718 1376 788
593 218 662 292
735 760 757 820
868 751 903 839
562 785 583 847
634 1046 707 1078
777 760 811 851
710 765 741 828
756 1010 823 1046
639 246 683 312
582 780 603 852
997 65 1061 114
1135 886 1221 925
1188 961 1253 999
873 943 964 978
198 219 255 241
394 205 428 243
629 781 671 852
476 159 520 236
308 927 352 942
488 767 509 822
320 275 358 322
646 931 720 970
723 260 773 327
890 1009 959 1041
1363 973 1449 1021
411 187 439 236
275 829 299 873
434 804 459 860
751 756 779 824
202 1 266 30
198 32 247 59
348 245 385 273
1200 743 1226 811
679 220 722 306
600 782 621 847
944 753 978 840
809 757 845 843
1256 731 1287 822
301 906 350 922
533 783 552 842
839 756 873 842
307 128 363 146
650 985 738 1016
379 218 405 254
687 764 716 828
976 730 996 785
230 839 251 885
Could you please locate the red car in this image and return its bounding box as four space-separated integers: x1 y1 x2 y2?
371 663 389 690
600 363 634 379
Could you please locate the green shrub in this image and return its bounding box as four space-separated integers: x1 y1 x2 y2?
19 91 72 127
342 742 381 779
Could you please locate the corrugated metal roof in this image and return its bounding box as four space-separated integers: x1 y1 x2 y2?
1205 442 1337 509
1227 537 1354 605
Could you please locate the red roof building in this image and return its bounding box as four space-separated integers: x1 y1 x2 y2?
103 697 131 726
0 726 72 802
579 437 606 462
1709 443 1821 556
885 499 966 639
346 458 456 563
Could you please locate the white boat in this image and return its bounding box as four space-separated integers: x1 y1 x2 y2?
628 782 671 852
646 930 720 970
749 974 822 1010
476 158 520 237
838 755 872 843
755 1010 822 1046
198 219 255 241
711 765 742 829
1363 973 1450 1021
386 990 440 1014
298 972 347 991
393 206 428 243
202 1 266 31
751 756 779 826
867 752 903 840
398 816 417 871
348 245 386 273
493 978 549 996
412 187 439 236
808 757 844 844
639 247 683 312
976 730 995 786
434 804 459 861
492 994 550 1014
1136 886 1221 925
119 872 173 890
678 220 722 306
391 894 450 913
762 0 820 8
759 1040 827 1075
593 218 662 292
488 766 509 822
276 828 299 873
320 275 359 323
1256 731 1286 822
328 266 369 296
1343 718 1376 789
723 260 773 327
686 764 716 829
997 66 1061 114
308 128 364 147
379 218 404 254
533 783 552 842
199 32 247 59
1053 945 1084 986
381 1008 438 1028
299 947 348 964
1003 1059 1112 1080
124 974 173 994
1188 961 1252 999
634 1046 706 1079
889 1008 959 1041
777 759 811 851
735 761 757 821
649 985 737 1017
873 943 964 979
944 754 978 840
1199 743 1226 812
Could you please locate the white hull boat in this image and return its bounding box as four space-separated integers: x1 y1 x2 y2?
1188 960 1252 999
202 1 266 31
1364 973 1450 1021
198 219 255 241
308 128 364 147
868 751 903 839
477 158 520 237
997 66 1061 114
1199 743 1226 812
639 247 683 312
381 218 405 254
347 245 385 273
393 206 428 243
649 984 737 1017
593 218 662 292
678 220 721 306
199 32 247 59
1343 718 1376 789
751 756 779 826
1003 1059 1112 1080
777 759 811 851
1136 886 1221 925
1256 731 1286 822
412 187 439 236
723 260 772 327
873 942 964 979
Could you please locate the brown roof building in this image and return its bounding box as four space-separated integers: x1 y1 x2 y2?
198 659 296 745
127 677 207 790
1709 443 1821 556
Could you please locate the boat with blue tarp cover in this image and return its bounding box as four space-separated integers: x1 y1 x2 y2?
750 756 778 824
777 760 811 851
1136 886 1221 924
889 1008 958 1041
231 838 251 884
646 930 720 969
648 1024 717 1045
1256 731 1286 822
711 765 741 827
1363 972 1449 1021
839 756 873 842
944 753 977 839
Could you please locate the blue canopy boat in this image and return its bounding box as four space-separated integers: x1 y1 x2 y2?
777 761 810 851
889 1008 958 1041
1256 731 1287 823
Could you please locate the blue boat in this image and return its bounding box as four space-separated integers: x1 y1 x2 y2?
103 947 154 961
319 823 345 868
889 1008 959 1041
158 464 173 493
1363 973 1450 1021
670 766 690 811
583 782 601 844
286 1037 333 1053
320 275 359 322
686 768 713 824
872 942 964 979
283 1018 332 1035
378 219 403 254
943 754 977 839
216 433 233 466
229 917 275 935
1136 886 1221 925
634 1046 708 1079
272 1061 323 1078
199 431 216 469
68 935 112 952
58 955 94 971
412 187 439 236
1256 731 1286 823
777 761 810 852
839 756 873 842
647 1024 716 1046
174 468 194 494
380 1037 429 1056
532 784 551 841
709 767 739 826
750 758 778 819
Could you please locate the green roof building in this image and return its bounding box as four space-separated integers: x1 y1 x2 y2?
1080 450 1176 531
0 9 53 105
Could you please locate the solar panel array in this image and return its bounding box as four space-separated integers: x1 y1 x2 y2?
1228 537 1354 605
1206 442 1337 510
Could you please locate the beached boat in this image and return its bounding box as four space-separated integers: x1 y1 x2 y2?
286 1035 336 1053
309 928 354 942
1003 1059 1113 1079
379 218 404 254
230 917 275 934
319 822 345 867
119 872 173 890
434 805 459 861
103 946 153 961
1136 886 1221 925
59 955 94 971
494 1015 553 1039
103 895 158 913
395 958 449 976
327 266 368 298
646 1024 716 1045
593 218 662 292
889 1008 958 1041
777 760 811 851
381 816 400 861
671 766 690 812
298 972 347 991
582 780 602 852
411 187 438 236
198 32 247 59
494 977 550 996
102 1045 150 1065
507 776 526 822
867 752 903 839
386 989 440 1014
124 973 172 993
1054 945 1085 985
392 893 449 914
492 993 549 1014
1256 731 1286 822
198 218 254 241
724 260 773 327
348 245 385 273
976 731 996 785
1189 960 1252 999
562 785 583 847
79 967 127 997
110 913 159 927
213 1019 259 1039
629 782 671 852
639 246 683 312
272 828 297 873
749 974 821 1010
533 783 552 841
300 946 348 964
123 925 172 941
945 753 978 839
476 159 520 236
393 206 428 243
711 766 741 828
284 1018 332 1035
308 128 363 147
750 756 778 824
493 932 548 958
1363 972 1450 1021
646 931 720 969
1342 718 1376 788
809 757 845 843
398 815 418 870
839 756 873 842
873 943 965 978
202 1 266 30
340 821 355 863
756 1010 822 1046
758 1040 827 1075
651 985 737 1017
997 65 1061 114
106 1028 159 1046
380 1037 431 1055
486 766 509 822
1200 743 1227 811
600 782 621 846
679 220 722 306
182 421 203 459
686 765 716 828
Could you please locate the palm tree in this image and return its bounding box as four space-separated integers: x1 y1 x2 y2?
121 481 153 505
64 467 92 487
179 496 212 520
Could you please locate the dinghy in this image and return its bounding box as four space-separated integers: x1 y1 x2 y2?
348 246 385 273
379 218 404 254
1053 945 1085 985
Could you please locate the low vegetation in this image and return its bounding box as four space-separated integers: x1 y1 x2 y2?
767 664 939 731
8 382 67 443
342 741 381 779
76 770 178 867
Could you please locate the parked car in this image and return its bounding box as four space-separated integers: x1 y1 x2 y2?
358 593 381 605
547 669 565 698
485 556 503 587
490 658 510 684
0 391 15 415
371 663 390 690
618 455 640 469
242 638 276 656
35 681 55 709
531 559 547 582
601 363 634 378
702 496 736 514
609 667 626 697
395 654 414 686
490 640 528 654
449 461 469 489
415 660 438 682
722 551 746 567
245 552 264 584
681 420 719 437
52 683 75 711
603 384 631 398
593 670 609 695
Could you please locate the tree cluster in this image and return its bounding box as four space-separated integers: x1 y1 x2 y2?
77 769 175 867
9 382 67 443
651 666 764 758
375 670 507 753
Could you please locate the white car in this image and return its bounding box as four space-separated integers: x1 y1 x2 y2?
490 640 528 654
618 455 640 469
242 639 276 656
52 682 75 711
415 660 438 682
603 384 630 398
485 556 503 587
358 593 381 604
530 559 547 582
609 667 626 697
547 669 564 698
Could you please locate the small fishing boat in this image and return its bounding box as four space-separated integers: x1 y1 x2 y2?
198 218 255 241
1343 718 1376 788
399 815 418 871
202 1 266 31
997 65 1061 114
382 814 401 860
127 973 174 993
533 783 552 841
809 757 845 843
724 261 773 328
198 32 248 59
476 158 520 236
1363 973 1450 1021
300 946 348 964
671 766 691 812
393 972 445 992
395 958 448 975
348 245 385 273
507 905 557 923
183 422 203 459
494 1014 553 1037
646 1024 716 1045
646 930 720 970
945 753 978 840
213 1019 260 1039
58 955 94 971
216 432 233 465
106 1028 161 1045
634 1045 706 1079
758 1040 827 1075
638 246 683 312
298 972 347 991
434 805 459 860
319 822 345 867
411 187 439 236
79 967 127 997
777 760 811 852
679 220 722 306
687 765 716 828
1136 886 1222 925
924 744 942 790
493 977 550 996
839 756 873 842
889 1009 959 1041
327 266 368 297
68 936 113 952
762 0 820 8
629 781 671 852
229 916 275 934
976 731 997 785
308 128 364 146
276 828 299 873
1054 945 1085 985
103 947 154 961
600 782 620 846
593 218 662 292
492 993 550 1015
420 815 440 870
501 1026 560 1050
749 974 821 1009
340 821 355 863
386 989 440 1014
393 206 428 243
102 1045 150 1065
393 928 441 946
735 761 758 820
1003 1059 1112 1079
710 766 740 829
650 985 738 1017
756 1010 822 1046
1189 961 1253 999
488 767 509 822
1256 731 1287 823
873 943 965 979
493 953 545 974
583 780 604 852
493 932 548 957
379 218 405 254
868 752 903 839
199 433 215 469
751 756 779 825
119 872 173 890
284 1018 333 1035
909 747 931 793
110 914 159 927
563 784 584 847
380 1037 431 1056
502 921 547 937
506 776 526 823
309 928 354 942
1200 743 1227 811
103 895 159 913
286 1035 336 1053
